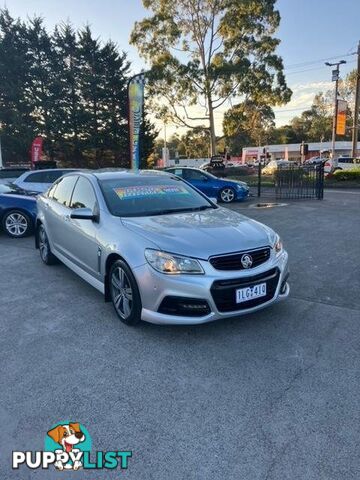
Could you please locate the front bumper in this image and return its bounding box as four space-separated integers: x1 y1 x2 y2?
133 250 289 325
235 188 250 200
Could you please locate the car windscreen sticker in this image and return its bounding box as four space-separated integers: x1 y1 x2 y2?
114 185 190 200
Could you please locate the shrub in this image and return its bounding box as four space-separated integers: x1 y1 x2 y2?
331 169 360 181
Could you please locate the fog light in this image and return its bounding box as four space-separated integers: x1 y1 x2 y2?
158 297 211 317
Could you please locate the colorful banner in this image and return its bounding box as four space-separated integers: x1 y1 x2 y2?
336 100 347 136
31 136 43 167
128 75 145 170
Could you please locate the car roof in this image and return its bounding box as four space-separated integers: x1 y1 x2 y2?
166 167 204 170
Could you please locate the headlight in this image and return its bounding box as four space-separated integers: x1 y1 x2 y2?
273 234 283 255
144 249 204 274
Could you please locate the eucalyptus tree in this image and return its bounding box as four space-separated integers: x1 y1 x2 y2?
131 0 291 155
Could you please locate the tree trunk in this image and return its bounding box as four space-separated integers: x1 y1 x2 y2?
207 92 216 156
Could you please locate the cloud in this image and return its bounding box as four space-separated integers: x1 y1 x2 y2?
274 80 333 126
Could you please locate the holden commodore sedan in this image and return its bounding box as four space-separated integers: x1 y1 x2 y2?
36 170 289 325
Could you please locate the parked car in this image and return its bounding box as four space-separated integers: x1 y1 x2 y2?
0 184 37 237
324 156 360 174
36 170 289 326
305 156 324 165
262 160 292 175
165 167 249 203
0 167 29 185
13 168 80 193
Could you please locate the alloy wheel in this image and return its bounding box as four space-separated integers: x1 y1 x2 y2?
111 267 133 320
220 188 235 203
5 212 28 237
38 226 49 262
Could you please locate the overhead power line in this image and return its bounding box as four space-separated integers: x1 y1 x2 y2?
285 59 356 76
284 52 356 70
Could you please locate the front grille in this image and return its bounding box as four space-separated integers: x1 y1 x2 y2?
209 247 271 271
211 268 280 312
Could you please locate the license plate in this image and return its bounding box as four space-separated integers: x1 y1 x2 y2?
236 283 267 303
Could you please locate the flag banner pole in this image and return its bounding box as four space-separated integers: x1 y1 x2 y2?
0 137 3 169
128 73 145 171
31 136 44 169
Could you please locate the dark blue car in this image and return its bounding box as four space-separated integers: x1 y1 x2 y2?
166 167 249 203
0 184 37 238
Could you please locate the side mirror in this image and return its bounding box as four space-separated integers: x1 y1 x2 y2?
70 207 97 221
209 197 218 204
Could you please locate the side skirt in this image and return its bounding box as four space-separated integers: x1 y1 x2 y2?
54 250 105 295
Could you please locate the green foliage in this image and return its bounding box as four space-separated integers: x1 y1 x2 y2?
131 0 291 155
0 8 157 168
331 168 360 181
223 101 275 153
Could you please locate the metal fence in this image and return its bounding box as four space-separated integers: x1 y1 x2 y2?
258 163 324 200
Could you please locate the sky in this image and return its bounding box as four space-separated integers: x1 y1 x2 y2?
2 0 360 138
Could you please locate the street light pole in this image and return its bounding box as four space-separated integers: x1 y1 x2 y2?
351 41 360 158
325 60 346 168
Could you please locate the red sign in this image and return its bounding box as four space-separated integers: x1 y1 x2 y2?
31 137 43 167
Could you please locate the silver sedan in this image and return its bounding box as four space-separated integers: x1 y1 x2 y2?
36 170 289 325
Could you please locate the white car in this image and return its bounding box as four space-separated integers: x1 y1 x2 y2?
324 157 360 174
13 168 79 193
262 160 292 175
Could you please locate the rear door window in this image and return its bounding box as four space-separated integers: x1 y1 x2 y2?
23 172 47 183
183 169 208 181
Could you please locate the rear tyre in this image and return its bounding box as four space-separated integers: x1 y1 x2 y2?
2 210 32 238
109 259 142 326
219 187 236 203
38 224 58 265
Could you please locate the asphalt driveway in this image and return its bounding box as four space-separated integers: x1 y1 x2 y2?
0 189 359 479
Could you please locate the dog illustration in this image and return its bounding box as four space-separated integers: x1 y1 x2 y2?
47 423 85 470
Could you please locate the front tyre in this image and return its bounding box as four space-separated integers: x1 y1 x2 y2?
109 259 142 326
38 224 58 265
219 187 236 203
2 210 32 238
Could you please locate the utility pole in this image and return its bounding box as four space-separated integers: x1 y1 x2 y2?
325 60 346 168
351 41 360 158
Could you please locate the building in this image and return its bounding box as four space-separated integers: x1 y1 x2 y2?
241 141 356 163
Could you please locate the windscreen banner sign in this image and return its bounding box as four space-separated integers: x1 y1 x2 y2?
128 74 145 171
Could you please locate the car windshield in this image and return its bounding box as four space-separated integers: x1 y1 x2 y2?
0 184 18 194
99 176 215 217
202 171 217 179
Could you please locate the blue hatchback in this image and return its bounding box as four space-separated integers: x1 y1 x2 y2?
166 167 249 203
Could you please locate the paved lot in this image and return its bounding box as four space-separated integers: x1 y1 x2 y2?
0 190 359 479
